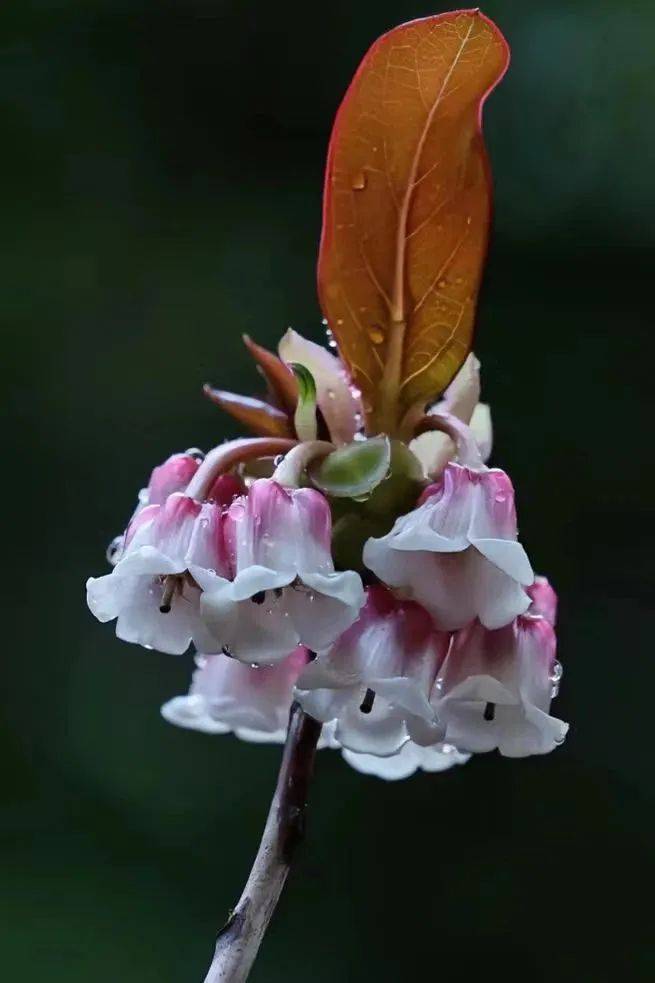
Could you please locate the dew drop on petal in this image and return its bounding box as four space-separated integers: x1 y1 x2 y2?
185 447 205 461
351 170 367 190
367 326 384 345
106 536 124 566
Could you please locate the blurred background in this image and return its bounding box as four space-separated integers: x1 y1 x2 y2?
2 1 653 979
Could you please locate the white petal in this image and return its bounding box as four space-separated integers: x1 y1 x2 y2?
86 572 134 623
472 538 534 586
335 694 408 756
294 685 354 724
288 571 365 651
468 552 532 629
342 744 423 780
161 695 231 734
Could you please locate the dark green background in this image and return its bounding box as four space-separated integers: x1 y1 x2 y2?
3 1 653 979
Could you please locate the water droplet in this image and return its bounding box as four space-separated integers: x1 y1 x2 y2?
352 170 367 190
368 326 384 344
185 447 205 461
495 492 507 504
350 385 362 400
550 661 563 682
549 660 563 697
250 662 260 670
321 317 328 326
106 536 123 565
326 389 336 400
336 317 344 326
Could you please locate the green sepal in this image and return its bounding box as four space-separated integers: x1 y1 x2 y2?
309 436 391 499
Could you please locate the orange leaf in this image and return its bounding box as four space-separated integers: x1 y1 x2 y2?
317 10 509 435
203 386 293 438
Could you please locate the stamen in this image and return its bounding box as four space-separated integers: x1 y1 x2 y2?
483 701 496 722
222 646 233 658
159 575 178 613
251 591 266 605
360 688 376 714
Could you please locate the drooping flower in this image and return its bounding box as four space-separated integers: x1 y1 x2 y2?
162 646 310 742
191 479 365 664
363 462 534 630
434 616 568 757
295 587 449 756
87 494 229 655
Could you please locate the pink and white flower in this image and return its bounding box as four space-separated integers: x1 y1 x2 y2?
87 494 229 655
162 646 309 742
106 451 204 566
295 587 449 756
435 616 568 757
191 479 365 664
363 462 534 630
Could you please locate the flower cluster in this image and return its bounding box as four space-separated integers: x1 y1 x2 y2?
87 332 567 779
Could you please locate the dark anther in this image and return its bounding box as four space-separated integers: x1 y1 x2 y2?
159 575 177 613
360 688 376 714
274 587 283 599
222 646 233 658
483 701 496 722
251 591 266 605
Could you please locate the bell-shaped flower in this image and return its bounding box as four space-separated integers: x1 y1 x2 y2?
435 616 568 757
191 479 365 664
87 494 229 655
342 742 470 781
295 587 449 756
161 646 309 743
527 575 557 625
363 462 534 630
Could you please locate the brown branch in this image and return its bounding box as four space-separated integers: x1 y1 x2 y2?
203 704 322 983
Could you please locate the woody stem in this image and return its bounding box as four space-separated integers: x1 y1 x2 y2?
202 703 322 983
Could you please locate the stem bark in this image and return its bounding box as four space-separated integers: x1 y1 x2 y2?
203 704 322 983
